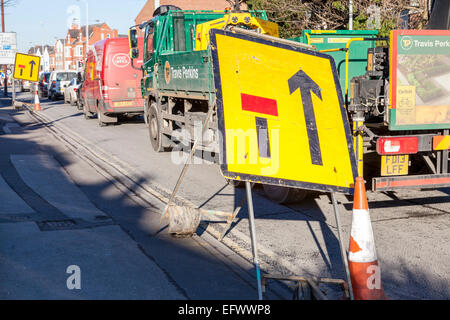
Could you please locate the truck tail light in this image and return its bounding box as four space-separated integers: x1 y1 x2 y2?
376 137 418 155
52 81 56 88
73 88 77 92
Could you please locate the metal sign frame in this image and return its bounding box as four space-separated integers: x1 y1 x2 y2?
210 28 358 194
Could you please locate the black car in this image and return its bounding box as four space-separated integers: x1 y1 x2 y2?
38 72 51 98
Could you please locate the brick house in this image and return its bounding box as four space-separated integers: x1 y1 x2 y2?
54 39 65 70
48 47 56 72
134 0 244 35
62 22 119 70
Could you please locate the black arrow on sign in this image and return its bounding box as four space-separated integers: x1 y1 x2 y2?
29 60 36 78
288 69 323 166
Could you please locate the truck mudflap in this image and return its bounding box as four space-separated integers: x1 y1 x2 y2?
372 173 450 191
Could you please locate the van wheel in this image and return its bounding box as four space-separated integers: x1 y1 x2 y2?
262 184 308 204
148 102 164 152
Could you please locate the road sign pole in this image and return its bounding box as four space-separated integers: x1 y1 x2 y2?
11 66 15 105
330 192 354 300
245 181 263 300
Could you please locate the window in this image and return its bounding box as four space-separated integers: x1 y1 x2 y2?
75 46 83 57
65 47 71 57
145 22 154 61
56 72 77 81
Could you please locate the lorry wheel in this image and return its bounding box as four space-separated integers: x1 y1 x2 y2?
262 184 308 204
148 102 164 152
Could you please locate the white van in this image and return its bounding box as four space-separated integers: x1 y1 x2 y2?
47 70 78 101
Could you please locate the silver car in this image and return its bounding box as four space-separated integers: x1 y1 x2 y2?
64 77 81 106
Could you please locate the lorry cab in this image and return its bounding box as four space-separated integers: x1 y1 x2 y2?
83 37 144 126
128 6 277 152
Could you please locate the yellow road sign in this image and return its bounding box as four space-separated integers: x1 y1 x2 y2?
13 53 40 82
210 29 357 193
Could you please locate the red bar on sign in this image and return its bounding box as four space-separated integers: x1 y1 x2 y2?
241 93 278 116
18 65 25 68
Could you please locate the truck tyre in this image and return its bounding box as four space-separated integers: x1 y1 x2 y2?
262 184 308 204
148 102 164 152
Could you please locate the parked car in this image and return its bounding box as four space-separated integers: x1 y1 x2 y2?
21 80 32 92
83 37 144 126
47 70 78 101
15 79 23 92
38 72 51 98
64 75 81 106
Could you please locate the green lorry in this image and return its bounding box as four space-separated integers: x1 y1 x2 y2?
129 5 450 202
128 6 277 153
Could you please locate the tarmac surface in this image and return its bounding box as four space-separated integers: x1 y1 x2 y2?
0 90 289 300
1 89 449 299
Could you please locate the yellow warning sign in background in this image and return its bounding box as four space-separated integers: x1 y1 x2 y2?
13 53 40 82
210 29 357 193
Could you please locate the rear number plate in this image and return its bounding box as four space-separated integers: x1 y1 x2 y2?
381 155 409 176
114 101 133 107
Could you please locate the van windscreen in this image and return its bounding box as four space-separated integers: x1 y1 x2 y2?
56 73 77 81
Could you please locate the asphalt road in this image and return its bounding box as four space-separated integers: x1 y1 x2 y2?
0 90 290 299
7 91 450 299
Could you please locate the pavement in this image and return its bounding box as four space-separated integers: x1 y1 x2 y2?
1 89 449 300
0 90 289 300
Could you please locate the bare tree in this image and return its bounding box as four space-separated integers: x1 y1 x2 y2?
226 0 246 11
245 0 431 38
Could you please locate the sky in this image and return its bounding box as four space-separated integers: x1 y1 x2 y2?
3 0 148 51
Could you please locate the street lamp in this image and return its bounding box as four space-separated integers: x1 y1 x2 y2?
77 0 88 57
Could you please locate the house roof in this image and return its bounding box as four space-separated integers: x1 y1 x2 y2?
28 45 54 55
80 23 107 38
69 29 81 39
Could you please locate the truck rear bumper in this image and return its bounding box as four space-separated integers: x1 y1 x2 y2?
372 173 450 191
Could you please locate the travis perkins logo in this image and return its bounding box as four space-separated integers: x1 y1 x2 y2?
401 35 450 50
164 60 199 85
164 60 171 84
401 36 413 50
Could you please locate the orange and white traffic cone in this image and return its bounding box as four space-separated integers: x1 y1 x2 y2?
348 176 387 300
34 87 41 111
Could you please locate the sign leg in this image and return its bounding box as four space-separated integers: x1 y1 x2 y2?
330 192 354 300
245 181 263 300
12 72 15 105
